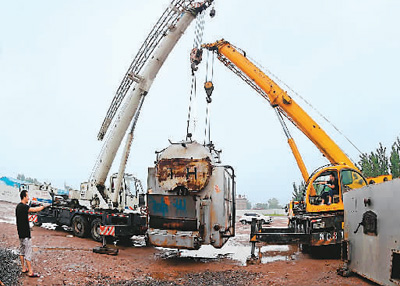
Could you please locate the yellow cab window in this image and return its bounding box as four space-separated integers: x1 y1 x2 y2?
340 169 367 193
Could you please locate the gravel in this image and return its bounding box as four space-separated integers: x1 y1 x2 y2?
0 248 21 286
84 270 264 286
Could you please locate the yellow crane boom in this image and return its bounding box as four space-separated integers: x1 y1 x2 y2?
202 39 357 172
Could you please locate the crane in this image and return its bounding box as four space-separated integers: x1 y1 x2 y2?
35 1 216 245
73 1 215 212
202 39 391 249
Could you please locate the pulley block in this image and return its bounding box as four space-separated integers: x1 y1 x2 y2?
204 81 214 102
190 48 203 71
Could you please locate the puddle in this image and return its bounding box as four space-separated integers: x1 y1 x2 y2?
157 239 299 266
0 201 299 265
0 218 15 225
131 235 147 247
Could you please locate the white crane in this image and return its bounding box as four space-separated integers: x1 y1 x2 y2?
71 1 215 211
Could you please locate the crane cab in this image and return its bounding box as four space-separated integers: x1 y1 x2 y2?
306 165 368 213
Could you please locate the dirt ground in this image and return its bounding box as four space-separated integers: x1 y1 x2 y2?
0 201 374 285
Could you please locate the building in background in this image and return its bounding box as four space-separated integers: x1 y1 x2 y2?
236 194 250 210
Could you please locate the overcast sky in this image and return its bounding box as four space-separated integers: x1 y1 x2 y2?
1 0 399 205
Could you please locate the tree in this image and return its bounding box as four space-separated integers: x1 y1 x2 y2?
390 137 400 178
246 201 252 209
376 143 389 175
17 174 25 181
17 174 41 184
358 153 373 177
253 203 268 210
369 152 380 177
267 198 282 209
358 142 389 177
292 181 305 201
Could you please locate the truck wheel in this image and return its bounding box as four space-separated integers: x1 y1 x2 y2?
240 220 246 225
301 244 311 253
90 218 103 242
72 215 89 238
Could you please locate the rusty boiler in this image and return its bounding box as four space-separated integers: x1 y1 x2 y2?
146 141 235 249
341 179 400 285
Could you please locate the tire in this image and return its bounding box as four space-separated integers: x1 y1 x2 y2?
301 244 310 253
240 220 247 225
90 218 103 242
72 215 89 238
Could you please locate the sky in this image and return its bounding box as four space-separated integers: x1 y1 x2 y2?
1 0 399 205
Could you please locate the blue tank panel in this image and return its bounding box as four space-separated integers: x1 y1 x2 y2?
147 194 196 219
56 189 69 195
0 176 24 188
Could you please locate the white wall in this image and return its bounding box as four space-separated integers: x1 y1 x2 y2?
236 209 286 218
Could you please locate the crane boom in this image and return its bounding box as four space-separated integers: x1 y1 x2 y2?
91 2 213 188
202 40 357 171
97 0 207 141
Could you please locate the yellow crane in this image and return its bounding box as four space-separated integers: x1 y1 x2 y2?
202 39 391 248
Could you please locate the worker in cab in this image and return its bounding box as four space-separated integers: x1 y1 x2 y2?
317 173 338 205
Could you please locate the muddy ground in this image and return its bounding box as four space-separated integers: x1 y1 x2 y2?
0 201 374 285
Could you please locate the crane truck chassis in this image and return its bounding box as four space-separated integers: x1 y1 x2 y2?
32 193 147 242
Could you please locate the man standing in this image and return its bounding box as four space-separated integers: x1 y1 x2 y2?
16 190 46 278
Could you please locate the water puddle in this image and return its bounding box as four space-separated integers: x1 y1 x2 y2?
0 218 15 225
157 239 299 266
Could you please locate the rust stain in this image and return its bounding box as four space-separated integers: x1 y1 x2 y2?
164 196 170 206
157 158 212 191
214 185 221 193
162 222 185 229
209 205 217 226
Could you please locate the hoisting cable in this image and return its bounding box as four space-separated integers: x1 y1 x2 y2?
186 9 206 141
247 54 363 157
204 49 215 145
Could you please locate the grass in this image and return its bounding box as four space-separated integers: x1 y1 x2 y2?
263 213 286 217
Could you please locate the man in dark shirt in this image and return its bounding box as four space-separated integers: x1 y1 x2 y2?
16 190 46 278
318 173 338 205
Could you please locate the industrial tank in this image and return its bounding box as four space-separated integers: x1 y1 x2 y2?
147 141 235 249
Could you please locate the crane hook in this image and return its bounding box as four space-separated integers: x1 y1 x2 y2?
209 7 216 18
204 81 214 102
190 48 203 72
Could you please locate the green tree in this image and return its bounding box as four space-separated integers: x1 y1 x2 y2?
267 198 282 209
358 143 389 177
376 143 389 175
246 201 252 209
254 203 268 210
390 137 400 178
358 153 372 177
292 181 305 201
17 174 25 181
17 173 41 184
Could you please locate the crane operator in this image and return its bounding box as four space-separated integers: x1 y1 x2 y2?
317 173 338 205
